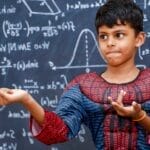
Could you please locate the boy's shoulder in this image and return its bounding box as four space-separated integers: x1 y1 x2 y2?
143 67 150 72
65 72 99 90
140 68 150 78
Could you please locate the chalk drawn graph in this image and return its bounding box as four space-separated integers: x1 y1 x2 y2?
49 28 106 73
21 0 61 16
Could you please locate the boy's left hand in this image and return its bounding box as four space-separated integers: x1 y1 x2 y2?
108 90 142 118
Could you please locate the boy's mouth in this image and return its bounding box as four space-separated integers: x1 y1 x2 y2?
106 51 122 57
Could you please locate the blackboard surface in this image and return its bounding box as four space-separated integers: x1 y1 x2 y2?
0 0 149 150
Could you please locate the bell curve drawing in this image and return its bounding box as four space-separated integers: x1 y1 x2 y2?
48 28 107 73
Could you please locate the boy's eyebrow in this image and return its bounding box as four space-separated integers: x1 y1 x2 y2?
98 29 127 34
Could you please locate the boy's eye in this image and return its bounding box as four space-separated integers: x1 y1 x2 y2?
115 33 125 39
99 34 108 40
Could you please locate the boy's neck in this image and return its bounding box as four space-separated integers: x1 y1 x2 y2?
101 65 140 84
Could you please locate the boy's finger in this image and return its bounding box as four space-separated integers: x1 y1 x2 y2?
116 90 126 104
0 88 13 94
0 90 11 100
108 96 124 111
111 101 124 112
108 96 113 103
132 101 141 112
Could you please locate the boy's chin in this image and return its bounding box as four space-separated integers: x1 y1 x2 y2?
107 60 125 67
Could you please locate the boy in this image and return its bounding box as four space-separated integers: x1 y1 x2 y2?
0 0 150 149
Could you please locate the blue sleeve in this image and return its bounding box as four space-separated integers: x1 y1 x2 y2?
142 100 150 114
54 85 87 139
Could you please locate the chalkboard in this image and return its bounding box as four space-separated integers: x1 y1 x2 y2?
0 0 149 150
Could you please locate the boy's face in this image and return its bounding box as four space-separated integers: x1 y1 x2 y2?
97 22 145 67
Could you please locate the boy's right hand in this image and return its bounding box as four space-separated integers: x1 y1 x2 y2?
0 88 29 105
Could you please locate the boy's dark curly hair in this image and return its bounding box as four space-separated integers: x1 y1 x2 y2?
95 0 143 34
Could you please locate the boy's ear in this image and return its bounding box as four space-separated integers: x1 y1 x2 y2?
135 32 146 48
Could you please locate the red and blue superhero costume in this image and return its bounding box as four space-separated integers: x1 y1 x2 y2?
30 68 150 150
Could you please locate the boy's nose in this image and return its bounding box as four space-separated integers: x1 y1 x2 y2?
107 37 115 47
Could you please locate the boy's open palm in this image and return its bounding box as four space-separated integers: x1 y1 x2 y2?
0 88 28 105
109 90 142 118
